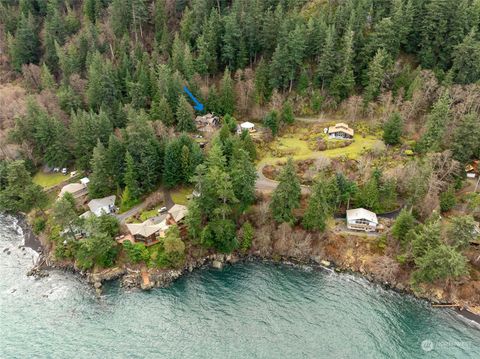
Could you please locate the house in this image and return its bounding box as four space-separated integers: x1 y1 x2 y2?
465 160 479 178
195 113 220 133
126 220 169 246
58 182 88 199
346 208 378 232
238 121 256 133
166 204 188 224
328 123 354 139
85 195 116 217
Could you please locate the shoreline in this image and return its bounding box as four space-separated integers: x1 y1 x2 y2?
17 215 480 329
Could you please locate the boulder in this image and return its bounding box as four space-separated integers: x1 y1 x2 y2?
212 260 223 269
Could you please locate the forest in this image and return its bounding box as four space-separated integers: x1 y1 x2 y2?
0 0 479 289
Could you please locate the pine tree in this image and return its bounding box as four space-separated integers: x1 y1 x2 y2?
392 209 416 244
40 63 56 90
416 92 451 153
281 101 295 125
83 0 100 23
9 13 40 71
412 217 442 259
150 96 174 126
176 95 196 132
383 112 403 145
330 29 355 100
86 52 118 111
124 151 140 201
106 134 125 188
316 25 336 89
219 68 235 115
270 158 301 224
230 147 257 212
450 29 480 84
263 110 279 136
185 199 202 240
363 49 391 105
89 141 113 198
451 113 480 163
303 176 335 231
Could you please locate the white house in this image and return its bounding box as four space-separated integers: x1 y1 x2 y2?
346 208 378 232
86 195 116 217
239 121 255 133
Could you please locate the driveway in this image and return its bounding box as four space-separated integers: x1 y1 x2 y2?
255 163 310 194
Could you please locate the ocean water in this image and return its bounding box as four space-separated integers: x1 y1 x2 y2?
0 215 479 359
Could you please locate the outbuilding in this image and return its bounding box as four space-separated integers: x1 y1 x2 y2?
239 121 256 133
346 208 378 232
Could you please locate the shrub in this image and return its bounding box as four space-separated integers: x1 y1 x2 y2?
163 225 186 268
123 241 148 263
440 185 456 212
32 216 47 234
240 221 254 252
392 209 416 244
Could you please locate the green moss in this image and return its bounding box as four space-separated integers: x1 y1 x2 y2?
171 187 192 205
33 172 67 188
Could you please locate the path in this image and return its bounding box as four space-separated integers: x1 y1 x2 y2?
116 188 174 224
255 163 310 194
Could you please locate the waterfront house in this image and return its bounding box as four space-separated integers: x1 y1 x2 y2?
166 204 188 224
346 208 378 232
328 123 354 139
84 195 116 217
126 220 169 246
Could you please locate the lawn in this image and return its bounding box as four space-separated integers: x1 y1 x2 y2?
33 172 68 188
139 207 162 222
171 187 192 205
259 133 380 166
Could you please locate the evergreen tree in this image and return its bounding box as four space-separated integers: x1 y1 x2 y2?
363 49 391 105
383 112 403 145
413 244 468 283
176 95 196 132
281 101 295 125
124 151 140 201
270 159 301 224
86 52 118 111
451 113 480 163
412 217 442 259
392 209 416 244
263 110 279 136
303 176 336 231
105 134 126 189
219 69 235 115
83 0 101 23
89 141 113 199
150 96 174 126
316 25 336 89
230 147 257 212
440 185 456 213
240 130 257 161
330 29 355 101
417 92 451 153
9 13 40 71
446 215 478 249
52 192 79 241
450 29 480 84
185 199 202 240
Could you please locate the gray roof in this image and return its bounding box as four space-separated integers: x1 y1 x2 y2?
88 195 116 215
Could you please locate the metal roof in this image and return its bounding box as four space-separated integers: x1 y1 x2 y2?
346 208 378 224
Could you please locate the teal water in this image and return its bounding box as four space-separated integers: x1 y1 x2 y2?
1 216 479 359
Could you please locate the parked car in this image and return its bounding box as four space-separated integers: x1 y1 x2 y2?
53 167 60 173
158 207 168 213
70 171 78 178
61 168 68 175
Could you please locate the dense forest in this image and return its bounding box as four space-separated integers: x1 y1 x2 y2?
0 0 479 287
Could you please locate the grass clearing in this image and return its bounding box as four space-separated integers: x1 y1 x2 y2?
171 187 192 205
140 207 162 222
260 133 380 166
33 172 68 188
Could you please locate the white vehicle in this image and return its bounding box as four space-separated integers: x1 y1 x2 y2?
158 207 168 213
70 171 78 178
53 167 60 173
61 168 68 175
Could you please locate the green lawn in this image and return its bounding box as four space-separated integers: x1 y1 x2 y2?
33 172 68 188
171 187 192 205
259 133 380 166
139 207 162 222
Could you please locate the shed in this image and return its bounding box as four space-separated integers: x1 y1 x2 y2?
346 208 378 232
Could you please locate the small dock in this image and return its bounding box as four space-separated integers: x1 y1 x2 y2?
141 269 152 290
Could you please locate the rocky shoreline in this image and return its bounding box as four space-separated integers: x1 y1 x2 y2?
19 216 480 327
